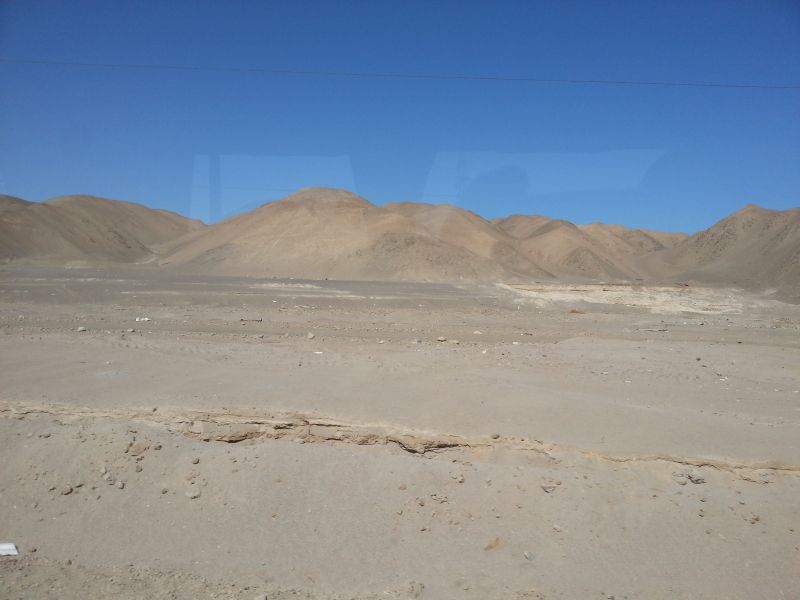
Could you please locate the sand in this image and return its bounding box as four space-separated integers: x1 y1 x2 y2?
1 266 798 599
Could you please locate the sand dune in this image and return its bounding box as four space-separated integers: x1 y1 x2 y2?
1 188 797 294
0 194 204 263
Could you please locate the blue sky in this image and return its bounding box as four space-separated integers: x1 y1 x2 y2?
1 1 798 233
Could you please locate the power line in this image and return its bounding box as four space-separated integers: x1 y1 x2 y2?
2 56 798 91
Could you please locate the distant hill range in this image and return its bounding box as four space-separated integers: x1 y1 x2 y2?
1 188 798 298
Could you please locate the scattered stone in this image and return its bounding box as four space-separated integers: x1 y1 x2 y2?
192 457 200 465
76 327 87 332
125 328 135 333
186 488 201 500
135 464 143 473
490 433 500 440
161 488 168 495
523 551 534 561
484 537 501 551
671 473 688 486
61 485 73 496
307 332 315 340
407 581 424 599
116 481 125 490
436 336 447 342
687 473 706 484
541 485 556 494
128 441 149 457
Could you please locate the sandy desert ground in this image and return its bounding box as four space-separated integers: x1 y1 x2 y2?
0 266 798 599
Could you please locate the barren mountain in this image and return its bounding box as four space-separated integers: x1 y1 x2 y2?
0 194 204 262
161 188 549 281
0 194 32 213
654 204 800 296
493 215 687 280
2 188 797 294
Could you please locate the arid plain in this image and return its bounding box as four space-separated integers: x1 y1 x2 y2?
1 189 799 599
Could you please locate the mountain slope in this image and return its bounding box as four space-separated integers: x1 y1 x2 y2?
0 194 204 262
161 188 549 281
493 215 687 280
654 204 800 294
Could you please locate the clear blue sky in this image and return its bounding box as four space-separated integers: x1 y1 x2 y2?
1 1 798 232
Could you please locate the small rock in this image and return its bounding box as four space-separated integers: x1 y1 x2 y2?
541 485 556 494
161 488 168 494
484 537 501 551
436 336 447 342
687 473 706 484
523 551 534 561
407 581 424 599
116 481 125 490
125 328 135 333
135 464 143 472
490 433 500 440
186 489 201 500
307 332 315 340
192 457 200 464
76 327 87 332
671 472 688 485
253 595 268 600
128 441 149 457
61 485 73 495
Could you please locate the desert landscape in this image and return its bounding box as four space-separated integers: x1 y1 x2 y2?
1 188 799 599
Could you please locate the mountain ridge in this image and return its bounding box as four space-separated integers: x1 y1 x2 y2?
1 188 797 297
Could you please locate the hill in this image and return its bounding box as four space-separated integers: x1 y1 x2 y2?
161 188 549 281
2 188 796 295
654 204 800 296
493 215 687 280
0 194 204 263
